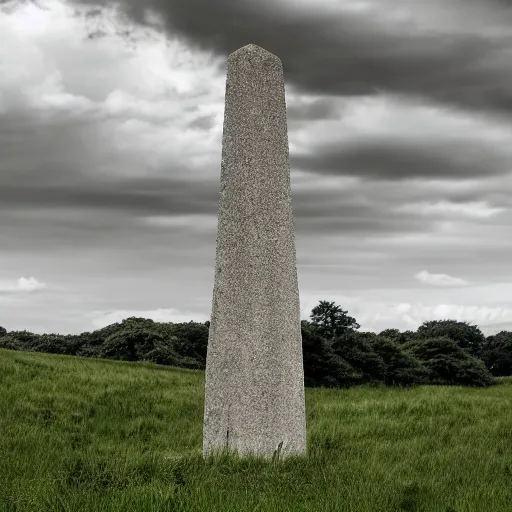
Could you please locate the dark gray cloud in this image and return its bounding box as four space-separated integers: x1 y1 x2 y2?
287 97 343 123
1 103 508 247
1 105 495 242
292 136 512 181
2 87 502 239
65 0 512 117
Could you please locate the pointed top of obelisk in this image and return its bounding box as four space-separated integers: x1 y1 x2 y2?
228 43 281 63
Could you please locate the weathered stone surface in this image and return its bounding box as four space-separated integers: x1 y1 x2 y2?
203 44 307 461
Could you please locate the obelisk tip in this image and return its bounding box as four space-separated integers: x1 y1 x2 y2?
229 44 280 62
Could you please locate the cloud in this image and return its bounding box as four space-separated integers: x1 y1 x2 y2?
292 137 512 181
394 200 507 219
17 276 46 291
64 0 512 116
388 302 512 336
414 270 469 287
141 214 218 231
296 292 512 336
0 276 47 292
1 4 511 249
88 307 209 329
290 95 512 182
34 294 512 338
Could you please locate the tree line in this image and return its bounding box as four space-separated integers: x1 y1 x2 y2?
1 300 511 388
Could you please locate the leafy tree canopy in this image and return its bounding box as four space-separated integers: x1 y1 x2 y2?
416 319 485 356
309 301 360 339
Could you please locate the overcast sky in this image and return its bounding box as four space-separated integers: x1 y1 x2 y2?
1 0 512 337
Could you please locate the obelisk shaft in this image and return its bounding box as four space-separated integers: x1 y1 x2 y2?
203 44 307 460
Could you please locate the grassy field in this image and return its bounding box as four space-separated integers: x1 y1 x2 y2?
1 348 511 512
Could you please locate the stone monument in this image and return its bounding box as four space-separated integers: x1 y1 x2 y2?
203 44 307 461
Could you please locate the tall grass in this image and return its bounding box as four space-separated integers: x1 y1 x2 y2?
1 347 511 511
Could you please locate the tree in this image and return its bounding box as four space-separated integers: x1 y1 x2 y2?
100 327 169 362
478 331 512 376
403 336 496 387
379 328 417 345
143 339 188 367
356 331 379 342
0 335 19 351
401 330 418 343
416 320 485 357
165 321 209 367
368 335 430 386
330 331 387 385
0 326 6 337
7 330 39 345
379 328 401 341
309 301 360 340
301 320 362 388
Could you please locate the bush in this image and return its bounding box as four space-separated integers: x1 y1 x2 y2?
368 335 431 386
379 329 417 345
100 328 173 362
330 331 387 384
478 331 512 377
142 340 186 367
301 321 362 388
403 336 496 387
164 321 208 366
416 320 486 357
0 335 20 351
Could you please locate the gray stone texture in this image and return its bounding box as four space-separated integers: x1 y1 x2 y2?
203 44 307 461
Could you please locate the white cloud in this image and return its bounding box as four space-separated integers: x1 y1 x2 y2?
88 307 210 329
141 214 218 230
17 276 46 291
0 276 47 292
307 94 512 151
414 270 469 286
298 290 512 336
0 0 226 181
395 200 507 219
25 288 512 339
318 296 512 336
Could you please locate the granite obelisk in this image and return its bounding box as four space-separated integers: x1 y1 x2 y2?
203 44 307 461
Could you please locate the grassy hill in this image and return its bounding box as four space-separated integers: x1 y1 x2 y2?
1 348 511 512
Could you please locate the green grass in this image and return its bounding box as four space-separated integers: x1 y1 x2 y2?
1 348 511 512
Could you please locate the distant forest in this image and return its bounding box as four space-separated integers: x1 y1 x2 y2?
1 300 511 388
